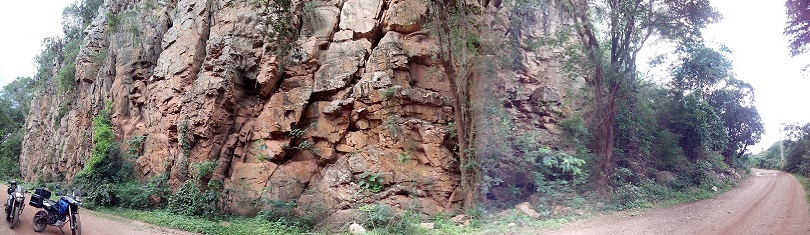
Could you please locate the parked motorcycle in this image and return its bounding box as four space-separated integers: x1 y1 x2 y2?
4 180 25 229
29 188 82 235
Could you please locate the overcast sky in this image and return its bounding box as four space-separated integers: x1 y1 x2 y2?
0 0 73 85
700 0 810 153
0 0 805 154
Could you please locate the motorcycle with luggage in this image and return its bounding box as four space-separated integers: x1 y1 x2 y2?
29 188 82 235
4 180 25 229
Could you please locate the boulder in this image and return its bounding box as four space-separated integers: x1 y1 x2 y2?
339 0 384 38
655 171 676 183
349 222 366 234
381 0 427 34
300 4 340 40
313 40 372 93
515 202 541 219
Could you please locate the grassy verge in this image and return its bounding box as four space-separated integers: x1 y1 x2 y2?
792 174 810 203
96 207 302 235
657 180 739 207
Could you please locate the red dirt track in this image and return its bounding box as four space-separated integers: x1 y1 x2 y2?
0 185 195 235
545 168 810 235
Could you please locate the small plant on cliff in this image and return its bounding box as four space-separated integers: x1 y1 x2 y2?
253 139 274 161
381 86 400 100
191 160 217 180
384 117 401 138
127 135 145 156
167 180 219 217
359 204 394 229
256 0 299 69
358 171 384 193
398 152 412 163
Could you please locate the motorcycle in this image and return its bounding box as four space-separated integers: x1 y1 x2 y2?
29 188 82 235
4 180 25 229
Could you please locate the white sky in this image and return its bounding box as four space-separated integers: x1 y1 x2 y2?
0 0 804 154
0 0 73 85
700 0 810 153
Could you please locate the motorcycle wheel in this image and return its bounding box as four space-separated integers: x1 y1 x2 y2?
70 213 81 235
9 204 18 229
33 210 47 232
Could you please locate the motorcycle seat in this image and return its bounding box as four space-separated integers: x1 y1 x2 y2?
42 199 57 208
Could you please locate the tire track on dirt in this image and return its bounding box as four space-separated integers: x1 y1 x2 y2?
715 176 776 234
0 185 197 235
543 169 810 235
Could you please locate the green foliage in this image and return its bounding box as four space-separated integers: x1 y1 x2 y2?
57 60 76 92
0 130 22 179
793 174 810 203
256 0 300 68
358 171 384 193
381 86 400 100
127 135 145 155
167 179 220 217
359 202 424 234
383 117 401 138
106 12 122 31
671 94 729 160
785 0 810 56
302 1 318 14
475 96 587 207
252 139 273 161
98 207 302 235
398 152 411 163
114 181 154 209
605 167 739 211
256 185 327 229
259 199 297 224
55 104 70 125
748 142 782 169
0 77 34 180
288 128 306 138
62 0 104 41
559 115 589 145
359 204 394 230
75 100 131 207
781 124 810 177
191 160 217 179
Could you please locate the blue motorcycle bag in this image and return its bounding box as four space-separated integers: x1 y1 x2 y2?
58 199 69 215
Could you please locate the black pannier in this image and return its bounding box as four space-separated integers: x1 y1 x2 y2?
29 188 51 208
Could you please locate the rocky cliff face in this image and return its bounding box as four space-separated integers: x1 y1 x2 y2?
22 0 581 218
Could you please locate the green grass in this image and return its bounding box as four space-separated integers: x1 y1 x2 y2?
97 207 302 235
658 181 738 206
792 173 810 203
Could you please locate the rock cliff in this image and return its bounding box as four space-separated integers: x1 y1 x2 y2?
22 0 582 218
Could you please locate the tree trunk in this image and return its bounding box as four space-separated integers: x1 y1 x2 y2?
433 0 477 211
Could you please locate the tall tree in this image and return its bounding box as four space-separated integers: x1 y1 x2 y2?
708 79 764 165
0 77 36 178
428 0 481 210
564 0 720 190
785 0 810 56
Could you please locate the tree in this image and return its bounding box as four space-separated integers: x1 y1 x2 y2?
666 44 764 165
669 45 733 98
707 79 764 165
785 0 810 56
564 0 720 190
427 0 482 210
0 77 36 178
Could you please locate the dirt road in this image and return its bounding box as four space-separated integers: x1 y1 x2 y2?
0 185 195 235
545 168 810 235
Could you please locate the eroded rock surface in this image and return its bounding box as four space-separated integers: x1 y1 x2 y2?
21 0 582 224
